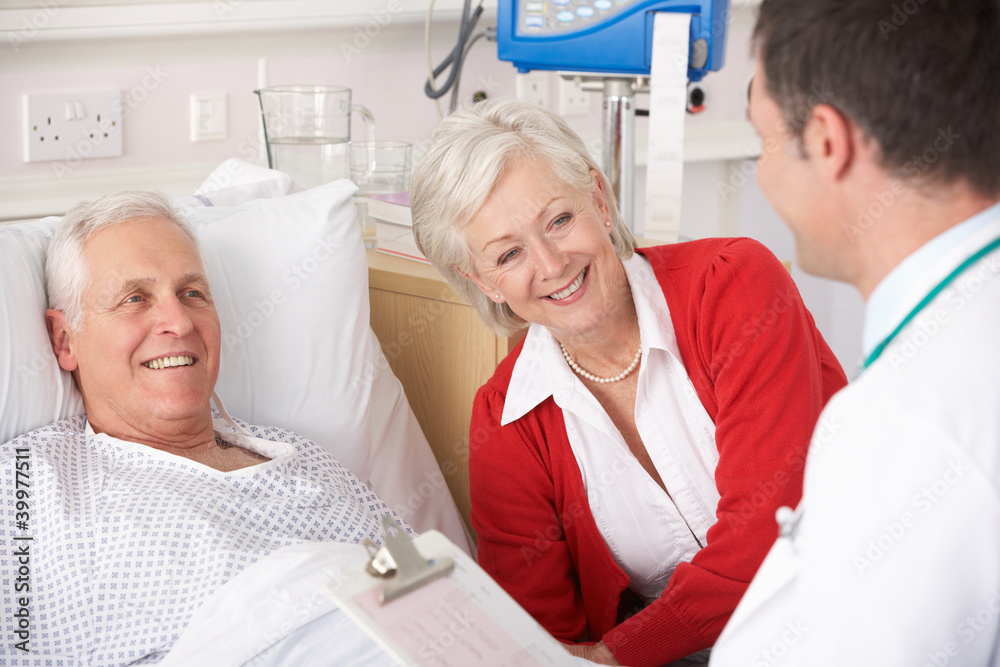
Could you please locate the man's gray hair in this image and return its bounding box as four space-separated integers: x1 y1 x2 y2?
411 98 636 338
45 191 198 329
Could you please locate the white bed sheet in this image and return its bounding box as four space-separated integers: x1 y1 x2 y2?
160 542 396 667
162 541 601 667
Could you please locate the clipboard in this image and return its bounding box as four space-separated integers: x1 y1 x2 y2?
323 515 580 667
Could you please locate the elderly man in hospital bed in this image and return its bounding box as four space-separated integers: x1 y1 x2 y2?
0 191 415 665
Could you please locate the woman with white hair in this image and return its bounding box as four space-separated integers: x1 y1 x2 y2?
411 99 846 666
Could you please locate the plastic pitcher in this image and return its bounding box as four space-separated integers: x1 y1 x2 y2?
254 85 375 190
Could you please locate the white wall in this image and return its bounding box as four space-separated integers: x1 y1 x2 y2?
0 1 864 372
737 166 865 374
0 9 516 181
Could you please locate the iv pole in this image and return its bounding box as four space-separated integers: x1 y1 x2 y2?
565 74 650 233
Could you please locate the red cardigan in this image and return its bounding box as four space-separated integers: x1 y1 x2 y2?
469 238 847 667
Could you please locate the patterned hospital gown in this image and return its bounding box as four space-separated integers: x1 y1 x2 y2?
0 415 400 666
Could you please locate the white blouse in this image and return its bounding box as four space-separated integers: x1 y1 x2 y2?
501 254 720 604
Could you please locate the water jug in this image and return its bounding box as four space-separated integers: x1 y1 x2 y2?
254 85 374 190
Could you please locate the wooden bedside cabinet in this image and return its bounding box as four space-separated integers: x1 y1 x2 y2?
366 249 521 534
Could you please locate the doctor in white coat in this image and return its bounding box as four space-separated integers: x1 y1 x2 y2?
711 0 1000 665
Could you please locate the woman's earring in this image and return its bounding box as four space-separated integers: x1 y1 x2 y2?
605 221 611 227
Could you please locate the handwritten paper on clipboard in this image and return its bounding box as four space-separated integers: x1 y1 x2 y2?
323 530 578 667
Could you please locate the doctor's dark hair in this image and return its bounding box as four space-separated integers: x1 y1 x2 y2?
46 191 200 329
411 98 636 338
753 0 1000 197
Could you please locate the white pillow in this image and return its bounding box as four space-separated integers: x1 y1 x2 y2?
0 217 85 442
191 157 301 207
0 180 374 482
184 180 374 480
365 329 471 551
190 163 469 548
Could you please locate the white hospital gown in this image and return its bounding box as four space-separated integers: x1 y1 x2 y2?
0 415 402 666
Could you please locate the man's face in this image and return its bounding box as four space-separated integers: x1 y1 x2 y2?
748 60 837 276
53 217 221 435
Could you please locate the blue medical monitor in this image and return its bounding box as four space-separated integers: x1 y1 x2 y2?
497 0 729 82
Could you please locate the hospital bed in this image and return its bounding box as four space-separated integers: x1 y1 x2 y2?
0 158 471 554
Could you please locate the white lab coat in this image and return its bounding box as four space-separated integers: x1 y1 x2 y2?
711 217 1000 666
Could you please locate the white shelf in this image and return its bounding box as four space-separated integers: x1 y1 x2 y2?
683 122 761 162
0 0 497 42
601 121 760 168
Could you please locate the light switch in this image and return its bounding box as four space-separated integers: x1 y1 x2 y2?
190 92 227 142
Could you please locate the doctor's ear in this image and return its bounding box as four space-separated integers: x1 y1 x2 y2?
46 309 79 372
803 103 856 181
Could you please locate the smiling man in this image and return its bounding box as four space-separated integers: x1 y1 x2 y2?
710 0 1000 665
0 191 402 665
44 211 251 468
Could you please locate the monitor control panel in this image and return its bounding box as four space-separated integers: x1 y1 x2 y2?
498 0 727 79
516 0 640 34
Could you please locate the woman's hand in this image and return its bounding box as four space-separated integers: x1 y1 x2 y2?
564 640 620 665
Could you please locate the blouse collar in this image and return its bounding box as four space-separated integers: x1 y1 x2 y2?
501 252 681 426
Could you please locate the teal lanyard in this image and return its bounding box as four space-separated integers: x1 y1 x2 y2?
862 235 1000 370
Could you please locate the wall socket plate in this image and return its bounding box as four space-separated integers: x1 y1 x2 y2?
516 71 550 109
23 91 123 163
559 76 591 116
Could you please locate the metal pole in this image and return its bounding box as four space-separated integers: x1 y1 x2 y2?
602 78 635 232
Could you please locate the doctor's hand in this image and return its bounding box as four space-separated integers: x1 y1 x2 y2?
564 640 620 665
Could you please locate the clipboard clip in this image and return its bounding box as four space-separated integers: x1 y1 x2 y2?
362 514 455 605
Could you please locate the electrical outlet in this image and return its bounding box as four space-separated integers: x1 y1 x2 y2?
516 71 550 108
23 91 123 163
559 76 591 116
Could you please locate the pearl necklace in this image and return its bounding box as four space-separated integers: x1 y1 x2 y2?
560 343 642 384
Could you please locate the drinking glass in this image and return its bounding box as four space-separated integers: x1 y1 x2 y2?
350 140 413 246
